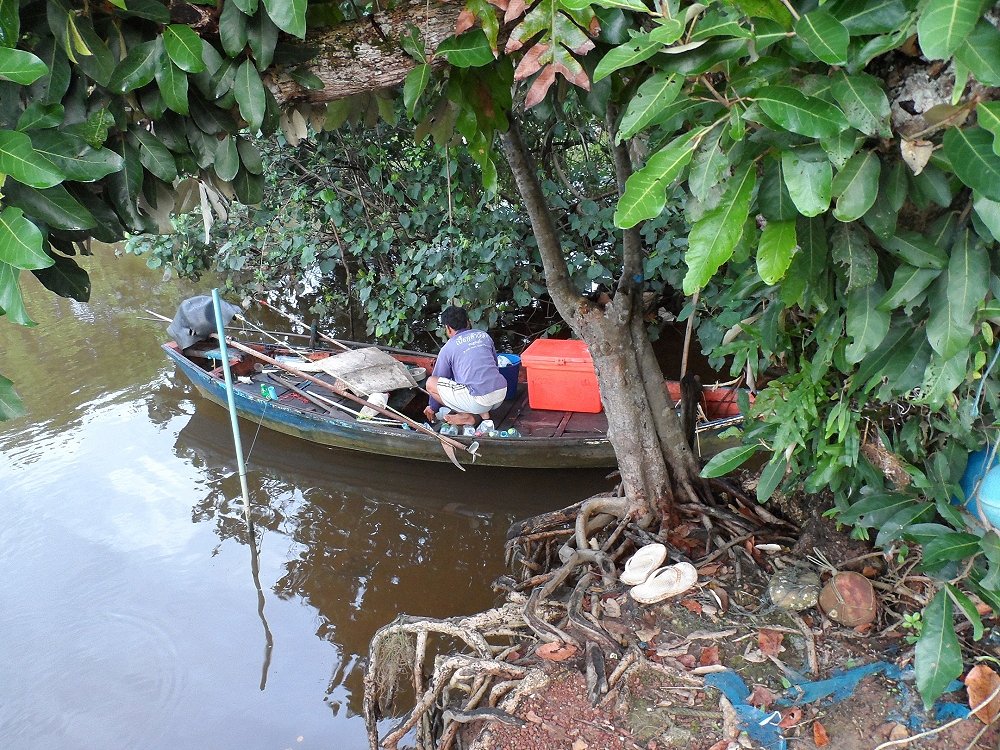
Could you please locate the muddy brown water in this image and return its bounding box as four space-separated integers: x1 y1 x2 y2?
0 251 613 749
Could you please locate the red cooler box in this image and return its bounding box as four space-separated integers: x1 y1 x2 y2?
519 338 602 413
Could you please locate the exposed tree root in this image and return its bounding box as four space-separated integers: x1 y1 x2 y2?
362 489 771 750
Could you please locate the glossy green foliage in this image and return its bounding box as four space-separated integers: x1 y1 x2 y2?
0 0 310 415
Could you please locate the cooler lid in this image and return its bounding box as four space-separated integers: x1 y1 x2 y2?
521 338 593 365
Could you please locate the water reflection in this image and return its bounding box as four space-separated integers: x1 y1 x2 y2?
174 405 612 716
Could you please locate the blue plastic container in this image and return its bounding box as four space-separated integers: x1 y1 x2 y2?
975 465 1000 527
960 444 999 505
498 353 521 401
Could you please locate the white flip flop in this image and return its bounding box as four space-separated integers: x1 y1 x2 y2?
629 562 699 604
619 543 667 586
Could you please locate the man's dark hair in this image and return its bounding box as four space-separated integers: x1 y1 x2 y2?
441 306 470 331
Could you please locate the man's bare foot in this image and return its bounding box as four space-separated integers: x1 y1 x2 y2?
444 412 477 426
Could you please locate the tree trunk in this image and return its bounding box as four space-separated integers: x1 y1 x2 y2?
500 121 700 522
267 0 462 107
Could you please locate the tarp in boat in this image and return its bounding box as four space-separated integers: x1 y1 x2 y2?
169 295 241 349
294 347 418 394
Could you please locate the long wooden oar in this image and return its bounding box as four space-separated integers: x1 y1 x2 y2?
222 338 478 469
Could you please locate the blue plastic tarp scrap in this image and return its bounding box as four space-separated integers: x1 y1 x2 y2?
704 664 970 750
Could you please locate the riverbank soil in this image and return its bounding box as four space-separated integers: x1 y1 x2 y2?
473 487 1000 750
364 478 1000 750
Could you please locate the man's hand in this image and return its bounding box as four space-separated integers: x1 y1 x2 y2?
423 406 436 422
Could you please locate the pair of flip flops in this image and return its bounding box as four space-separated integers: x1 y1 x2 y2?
620 543 698 604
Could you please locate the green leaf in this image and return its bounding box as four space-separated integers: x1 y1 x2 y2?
839 491 915 527
845 282 889 363
955 21 1000 86
17 102 64 131
108 39 162 94
973 193 1000 242
701 443 759 478
155 58 189 115
403 64 431 119
234 59 266 133
215 136 240 182
756 455 786 502
615 128 703 228
978 103 1000 155
617 73 682 142
757 219 796 284
29 130 123 182
683 164 756 294
689 128 729 202
219 0 249 58
794 8 849 65
832 150 881 222
248 8 279 69
0 372 26 421
0 262 33 325
233 166 264 204
882 232 947 269
435 30 494 68
262 0 307 37
117 0 169 22
781 150 832 217
923 532 982 567
943 126 1000 201
917 0 981 61
163 24 205 73
831 71 892 138
877 265 940 312
288 66 323 90
926 229 988 358
946 584 983 641
759 158 797 221
830 223 877 292
915 590 963 709
829 0 910 35
106 143 148 232
3 182 96 230
232 0 259 13
236 137 263 175
130 128 178 182
756 87 849 139
0 46 47 85
0 130 63 188
32 252 90 301
0 207 50 270
0 0 20 49
593 34 659 82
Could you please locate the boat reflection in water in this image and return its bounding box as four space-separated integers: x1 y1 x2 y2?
172 401 613 718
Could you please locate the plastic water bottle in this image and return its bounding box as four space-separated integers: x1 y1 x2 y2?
436 407 451 421
462 426 476 436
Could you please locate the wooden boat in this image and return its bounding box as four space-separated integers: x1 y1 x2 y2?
163 335 746 469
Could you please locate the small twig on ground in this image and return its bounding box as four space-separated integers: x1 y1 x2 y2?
790 612 819 675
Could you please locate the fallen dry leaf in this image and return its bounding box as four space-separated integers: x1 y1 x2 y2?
572 740 588 750
636 626 660 643
901 138 934 175
779 707 803 729
676 654 697 669
758 628 785 656
966 663 1000 724
525 710 543 724
535 641 578 662
680 598 703 614
700 645 721 666
602 596 622 618
748 684 776 708
698 563 722 576
813 719 830 746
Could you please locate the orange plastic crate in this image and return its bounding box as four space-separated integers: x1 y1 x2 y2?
520 339 602 413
